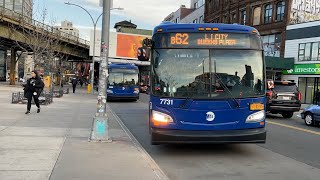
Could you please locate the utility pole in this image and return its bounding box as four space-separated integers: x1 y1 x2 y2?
89 0 111 142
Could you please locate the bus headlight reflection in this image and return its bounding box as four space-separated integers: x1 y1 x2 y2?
246 110 265 123
152 110 173 125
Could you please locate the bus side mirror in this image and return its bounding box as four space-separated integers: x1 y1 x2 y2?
137 47 151 61
155 57 159 68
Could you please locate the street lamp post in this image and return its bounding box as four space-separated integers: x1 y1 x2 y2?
64 2 123 94
90 0 111 142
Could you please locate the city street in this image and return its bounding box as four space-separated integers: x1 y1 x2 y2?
108 93 320 180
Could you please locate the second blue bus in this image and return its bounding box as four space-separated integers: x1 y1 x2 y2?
107 63 140 101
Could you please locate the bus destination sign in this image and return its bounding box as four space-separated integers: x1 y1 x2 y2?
170 33 238 46
165 32 256 49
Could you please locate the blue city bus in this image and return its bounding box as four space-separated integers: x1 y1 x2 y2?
148 22 266 145
107 63 140 101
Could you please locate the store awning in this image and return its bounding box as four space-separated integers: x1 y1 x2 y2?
265 57 294 70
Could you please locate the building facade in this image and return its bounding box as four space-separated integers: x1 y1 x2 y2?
180 0 205 23
0 0 33 19
205 0 290 58
54 20 79 41
163 5 194 23
283 21 320 104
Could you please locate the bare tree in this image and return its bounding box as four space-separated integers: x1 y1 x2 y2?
6 7 67 86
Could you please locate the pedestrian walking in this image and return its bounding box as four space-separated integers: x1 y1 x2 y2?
72 77 78 93
79 78 84 87
23 70 44 114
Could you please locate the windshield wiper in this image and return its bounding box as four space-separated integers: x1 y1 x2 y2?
214 73 240 108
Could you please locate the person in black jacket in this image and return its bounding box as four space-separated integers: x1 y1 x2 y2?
24 70 44 114
71 77 78 93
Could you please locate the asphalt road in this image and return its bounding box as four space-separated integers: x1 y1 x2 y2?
108 94 320 180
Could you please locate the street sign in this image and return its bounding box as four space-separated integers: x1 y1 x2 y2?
89 29 101 57
99 0 113 8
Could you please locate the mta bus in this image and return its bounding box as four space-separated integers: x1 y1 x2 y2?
148 22 266 145
107 63 140 101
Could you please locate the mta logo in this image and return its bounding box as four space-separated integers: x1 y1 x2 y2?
206 112 215 121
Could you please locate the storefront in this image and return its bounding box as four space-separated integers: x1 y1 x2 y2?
265 57 294 81
283 64 320 104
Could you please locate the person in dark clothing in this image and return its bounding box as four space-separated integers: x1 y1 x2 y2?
79 78 84 87
315 89 320 105
72 77 78 93
23 70 44 114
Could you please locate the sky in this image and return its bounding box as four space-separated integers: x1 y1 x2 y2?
33 0 190 40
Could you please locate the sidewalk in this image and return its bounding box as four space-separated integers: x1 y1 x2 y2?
0 85 167 180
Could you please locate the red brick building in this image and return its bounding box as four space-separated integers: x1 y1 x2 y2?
204 0 292 58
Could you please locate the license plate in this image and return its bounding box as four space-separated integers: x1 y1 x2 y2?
282 96 290 100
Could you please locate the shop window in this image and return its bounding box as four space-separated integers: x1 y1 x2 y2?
276 1 285 21
253 7 261 25
264 4 273 24
299 42 320 61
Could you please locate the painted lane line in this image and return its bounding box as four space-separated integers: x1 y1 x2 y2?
267 120 320 136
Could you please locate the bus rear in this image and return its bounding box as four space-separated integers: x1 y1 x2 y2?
107 63 140 101
149 23 266 145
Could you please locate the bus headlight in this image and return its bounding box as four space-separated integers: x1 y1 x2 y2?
152 110 173 125
134 88 139 94
246 110 265 123
107 89 113 94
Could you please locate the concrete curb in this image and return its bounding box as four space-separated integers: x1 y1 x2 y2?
107 105 169 180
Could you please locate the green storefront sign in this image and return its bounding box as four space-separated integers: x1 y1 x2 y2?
282 64 320 75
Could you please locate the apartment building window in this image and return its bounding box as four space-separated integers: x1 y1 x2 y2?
299 42 320 61
199 15 204 23
198 0 204 7
264 4 273 24
222 15 228 23
194 2 198 8
213 0 220 11
253 7 261 25
262 34 281 57
193 19 198 23
240 10 246 25
231 13 236 23
276 1 285 21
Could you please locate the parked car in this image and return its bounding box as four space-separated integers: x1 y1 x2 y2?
266 80 301 118
300 105 320 126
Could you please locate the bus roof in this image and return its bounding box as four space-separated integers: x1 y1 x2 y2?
109 63 138 70
153 22 259 35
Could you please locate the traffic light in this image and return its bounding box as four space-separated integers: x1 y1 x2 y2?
142 38 153 47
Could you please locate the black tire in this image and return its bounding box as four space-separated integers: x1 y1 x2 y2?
282 112 294 118
304 113 314 126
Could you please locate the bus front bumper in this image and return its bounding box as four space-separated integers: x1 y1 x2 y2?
150 127 266 144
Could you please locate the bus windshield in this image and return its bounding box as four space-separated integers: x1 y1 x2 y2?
152 49 264 99
108 68 139 86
